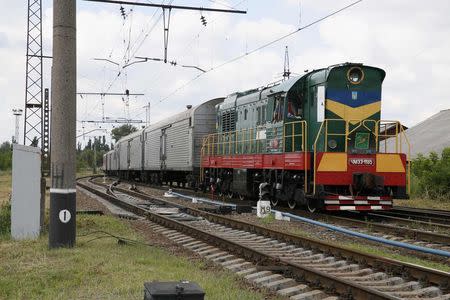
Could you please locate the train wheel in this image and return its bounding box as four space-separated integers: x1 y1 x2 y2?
288 198 297 209
307 199 316 213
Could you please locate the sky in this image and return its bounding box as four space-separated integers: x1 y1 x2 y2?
1 0 449 147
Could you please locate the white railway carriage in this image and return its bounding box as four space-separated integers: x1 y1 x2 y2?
104 98 224 186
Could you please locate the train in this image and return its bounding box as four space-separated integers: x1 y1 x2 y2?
103 62 410 212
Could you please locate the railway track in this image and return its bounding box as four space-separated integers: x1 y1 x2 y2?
100 177 450 253
286 210 450 254
97 177 450 259
78 177 450 300
371 207 450 226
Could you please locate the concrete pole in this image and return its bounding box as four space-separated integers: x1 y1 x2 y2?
49 0 76 248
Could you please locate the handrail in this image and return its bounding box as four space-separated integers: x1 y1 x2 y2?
200 120 308 190
375 120 411 195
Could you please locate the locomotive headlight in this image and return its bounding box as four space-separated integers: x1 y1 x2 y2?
328 139 337 149
348 67 364 84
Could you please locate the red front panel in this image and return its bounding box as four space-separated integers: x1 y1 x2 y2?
202 152 310 170
315 153 406 186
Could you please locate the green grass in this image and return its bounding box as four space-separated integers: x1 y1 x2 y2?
394 197 450 211
0 214 276 299
259 213 275 225
76 169 99 178
0 171 11 206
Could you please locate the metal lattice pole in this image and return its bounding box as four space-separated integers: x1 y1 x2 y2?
23 0 43 147
12 109 24 144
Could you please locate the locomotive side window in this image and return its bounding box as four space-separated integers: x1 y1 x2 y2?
272 95 284 122
286 96 302 119
244 109 248 121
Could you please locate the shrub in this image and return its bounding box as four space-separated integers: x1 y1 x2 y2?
411 147 450 199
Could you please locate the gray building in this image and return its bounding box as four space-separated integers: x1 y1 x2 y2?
384 109 450 159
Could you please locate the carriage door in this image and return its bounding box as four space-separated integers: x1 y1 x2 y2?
160 129 167 170
127 140 131 170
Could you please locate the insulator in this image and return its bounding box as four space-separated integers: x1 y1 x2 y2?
120 6 126 18
200 15 207 26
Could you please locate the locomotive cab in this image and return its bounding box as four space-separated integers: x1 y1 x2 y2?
310 64 410 211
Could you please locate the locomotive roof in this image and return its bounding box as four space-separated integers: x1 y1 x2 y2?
219 63 385 111
266 63 385 95
266 75 309 95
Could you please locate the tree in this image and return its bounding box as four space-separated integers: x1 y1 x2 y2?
411 147 450 198
0 141 12 170
111 124 137 142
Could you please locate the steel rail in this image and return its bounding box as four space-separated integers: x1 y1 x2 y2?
395 206 450 216
289 210 450 245
366 211 450 229
79 179 450 292
376 211 450 224
336 215 449 244
77 179 401 299
378 207 450 223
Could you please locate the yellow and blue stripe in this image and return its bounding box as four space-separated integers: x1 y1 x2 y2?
326 89 381 123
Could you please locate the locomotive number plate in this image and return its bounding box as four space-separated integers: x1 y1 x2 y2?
348 158 374 166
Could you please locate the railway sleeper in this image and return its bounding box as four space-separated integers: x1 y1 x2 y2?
365 276 404 287
171 218 450 298
148 222 339 299
390 286 442 298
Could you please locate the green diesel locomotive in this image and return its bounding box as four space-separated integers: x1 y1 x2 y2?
201 62 409 211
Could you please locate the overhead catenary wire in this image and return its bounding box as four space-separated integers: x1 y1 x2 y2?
157 0 363 104
136 0 247 103
80 1 165 126
99 0 173 98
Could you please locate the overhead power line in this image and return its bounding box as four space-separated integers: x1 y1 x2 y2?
158 0 363 103
84 0 247 14
77 92 145 96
